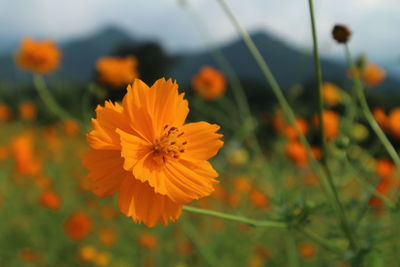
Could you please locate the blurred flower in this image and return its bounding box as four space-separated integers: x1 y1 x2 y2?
98 227 116 248
368 179 391 214
192 66 226 100
64 212 92 241
234 176 252 194
78 245 97 262
226 193 240 207
0 103 12 122
176 242 194 256
272 110 285 133
322 82 341 106
19 248 42 264
361 63 386 87
249 190 269 209
351 123 369 142
0 146 9 161
373 107 388 130
298 242 316 259
62 119 80 136
138 232 158 250
15 38 61 74
285 141 308 167
227 147 249 167
19 101 37 121
96 56 138 88
38 189 61 210
83 78 223 227
93 251 111 267
283 118 308 141
301 172 319 187
388 108 400 139
11 135 41 175
314 110 340 140
376 159 394 179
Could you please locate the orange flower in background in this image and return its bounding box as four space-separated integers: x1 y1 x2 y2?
388 108 400 139
98 227 116 248
298 242 316 259
376 159 394 179
192 66 226 100
83 78 224 227
15 38 61 74
96 56 138 88
62 119 80 136
322 82 341 106
315 110 340 140
0 103 12 122
64 212 92 241
373 107 387 130
285 141 308 167
11 135 41 175
234 176 252 194
250 190 269 209
138 232 158 250
19 101 37 121
283 118 308 141
361 63 386 87
39 189 61 210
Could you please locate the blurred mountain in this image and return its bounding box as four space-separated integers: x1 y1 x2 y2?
0 26 399 91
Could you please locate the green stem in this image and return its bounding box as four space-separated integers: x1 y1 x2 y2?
183 206 286 228
286 228 300 267
308 0 359 252
298 228 346 255
33 75 72 120
344 45 400 170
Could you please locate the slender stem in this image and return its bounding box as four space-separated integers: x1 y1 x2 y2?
286 228 300 267
298 228 346 255
183 206 286 228
308 0 358 252
33 75 72 120
344 45 400 171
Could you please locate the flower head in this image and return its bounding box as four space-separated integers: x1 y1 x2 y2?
15 38 61 74
322 82 341 106
192 66 226 100
19 101 37 121
96 56 139 88
64 212 92 241
83 78 223 227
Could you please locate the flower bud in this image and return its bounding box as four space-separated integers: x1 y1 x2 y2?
332 24 351 44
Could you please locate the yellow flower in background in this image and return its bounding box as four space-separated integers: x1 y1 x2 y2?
96 56 138 88
83 78 223 227
15 38 61 74
322 82 341 106
192 66 226 100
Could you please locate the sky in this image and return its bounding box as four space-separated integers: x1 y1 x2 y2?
0 0 399 67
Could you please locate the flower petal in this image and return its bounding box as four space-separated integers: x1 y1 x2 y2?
82 149 125 197
181 121 224 160
118 174 182 227
87 101 130 150
117 129 152 171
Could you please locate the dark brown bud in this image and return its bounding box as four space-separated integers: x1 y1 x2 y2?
332 24 351 44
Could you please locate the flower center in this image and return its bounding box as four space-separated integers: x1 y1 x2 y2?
152 125 187 164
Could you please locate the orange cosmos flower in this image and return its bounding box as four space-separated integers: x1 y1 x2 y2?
19 101 37 121
15 38 61 74
11 135 41 175
388 108 400 139
138 232 158 250
0 103 12 122
249 190 269 209
361 63 386 87
376 159 394 179
83 78 224 227
192 66 226 100
373 107 387 130
96 56 138 88
298 242 316 259
283 118 308 141
62 119 80 136
38 189 61 210
314 110 340 140
322 82 341 106
285 141 308 167
64 212 92 241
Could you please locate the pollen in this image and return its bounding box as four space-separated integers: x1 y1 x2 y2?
152 125 187 164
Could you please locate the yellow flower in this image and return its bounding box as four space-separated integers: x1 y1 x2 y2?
322 82 341 106
15 38 61 74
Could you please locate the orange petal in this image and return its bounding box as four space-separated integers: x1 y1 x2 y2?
118 174 182 227
82 149 125 197
117 129 152 171
87 101 130 150
181 122 224 160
